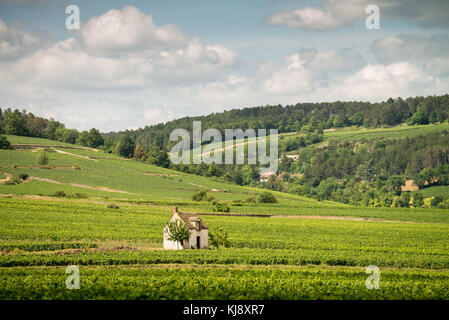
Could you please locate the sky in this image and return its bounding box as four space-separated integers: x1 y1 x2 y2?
1 0 449 132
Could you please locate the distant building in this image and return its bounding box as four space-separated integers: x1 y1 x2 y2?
286 154 299 162
163 207 208 250
401 180 419 192
259 171 276 182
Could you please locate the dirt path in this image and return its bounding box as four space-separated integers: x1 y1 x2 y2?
12 166 78 170
199 212 409 223
12 144 98 152
270 215 408 223
28 176 136 195
53 149 98 162
123 167 179 177
188 182 220 192
198 137 266 157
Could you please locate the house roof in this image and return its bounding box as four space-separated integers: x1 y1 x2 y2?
177 212 208 230
170 208 208 230
260 171 276 178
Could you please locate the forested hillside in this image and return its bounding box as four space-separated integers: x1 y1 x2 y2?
104 94 449 150
1 94 449 209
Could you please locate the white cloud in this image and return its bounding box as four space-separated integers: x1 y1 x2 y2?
268 0 449 30
317 62 438 101
268 0 366 30
2 6 239 92
268 7 346 30
0 7 240 131
260 48 364 94
261 53 319 94
1 6 448 132
81 6 188 56
372 34 449 76
0 18 38 58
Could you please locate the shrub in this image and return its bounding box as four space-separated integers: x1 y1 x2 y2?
209 226 231 248
246 197 256 203
18 173 28 180
438 199 449 209
37 151 49 166
212 201 231 213
0 135 12 150
52 191 66 197
4 174 21 185
257 192 277 203
71 193 88 199
191 190 207 201
165 220 191 250
107 204 119 209
431 196 444 207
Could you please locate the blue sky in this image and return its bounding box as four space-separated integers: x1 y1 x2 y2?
1 0 449 131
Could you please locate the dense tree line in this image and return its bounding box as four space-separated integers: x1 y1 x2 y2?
285 131 449 181
0 108 104 148
104 95 449 151
0 108 170 166
271 131 449 208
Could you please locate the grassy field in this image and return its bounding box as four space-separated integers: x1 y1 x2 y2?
0 134 448 299
2 265 448 300
186 123 449 158
322 123 449 142
414 186 449 199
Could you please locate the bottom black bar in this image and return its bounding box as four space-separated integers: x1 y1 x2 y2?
0 300 445 319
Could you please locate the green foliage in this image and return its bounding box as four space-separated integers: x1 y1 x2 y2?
3 174 21 185
211 201 231 212
0 135 11 150
37 150 49 165
103 95 449 151
18 173 28 180
147 146 169 167
60 128 79 144
246 197 256 203
165 220 191 248
0 242 97 252
70 193 88 199
77 128 104 148
3 111 27 136
52 191 66 197
257 192 277 203
0 197 448 299
209 226 231 248
1 266 449 300
410 107 429 125
191 191 215 202
133 145 148 161
115 135 136 158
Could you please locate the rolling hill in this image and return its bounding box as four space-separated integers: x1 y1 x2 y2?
0 133 449 300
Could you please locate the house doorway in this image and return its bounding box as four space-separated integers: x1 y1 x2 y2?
196 236 201 249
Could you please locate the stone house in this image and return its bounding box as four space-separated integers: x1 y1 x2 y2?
163 207 208 250
259 171 276 182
